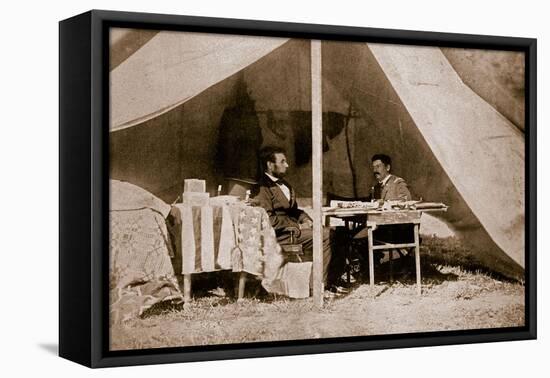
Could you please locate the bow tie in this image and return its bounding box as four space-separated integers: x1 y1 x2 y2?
275 178 288 186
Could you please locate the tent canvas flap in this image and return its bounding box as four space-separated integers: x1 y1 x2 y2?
110 31 289 131
368 43 525 267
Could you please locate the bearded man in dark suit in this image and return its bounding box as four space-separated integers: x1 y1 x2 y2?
251 146 346 293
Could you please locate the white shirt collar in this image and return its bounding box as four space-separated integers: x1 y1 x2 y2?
265 172 281 183
265 172 290 201
379 174 392 187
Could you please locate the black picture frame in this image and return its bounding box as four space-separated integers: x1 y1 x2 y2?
59 9 537 368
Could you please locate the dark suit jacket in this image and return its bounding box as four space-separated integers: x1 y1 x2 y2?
371 174 412 201
251 174 309 236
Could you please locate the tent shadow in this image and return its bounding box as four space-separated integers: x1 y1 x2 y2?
353 255 460 286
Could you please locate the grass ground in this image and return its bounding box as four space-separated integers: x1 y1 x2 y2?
110 236 525 350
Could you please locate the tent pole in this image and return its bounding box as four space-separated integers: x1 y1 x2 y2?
311 39 323 308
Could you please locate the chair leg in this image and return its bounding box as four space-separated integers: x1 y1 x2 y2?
345 220 353 285
414 224 421 295
346 253 351 285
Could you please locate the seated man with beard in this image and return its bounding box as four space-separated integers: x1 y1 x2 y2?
251 146 347 294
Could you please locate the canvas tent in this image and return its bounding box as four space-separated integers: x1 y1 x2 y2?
109 29 525 279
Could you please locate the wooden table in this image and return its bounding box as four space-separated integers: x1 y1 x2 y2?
324 207 446 295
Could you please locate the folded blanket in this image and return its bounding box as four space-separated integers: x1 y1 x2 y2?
110 208 182 324
110 179 171 218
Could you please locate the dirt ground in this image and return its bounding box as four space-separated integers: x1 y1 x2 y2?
110 237 525 350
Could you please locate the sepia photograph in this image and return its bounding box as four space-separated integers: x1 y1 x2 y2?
108 27 525 351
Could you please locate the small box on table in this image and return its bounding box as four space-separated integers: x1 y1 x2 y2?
184 179 206 193
182 192 210 206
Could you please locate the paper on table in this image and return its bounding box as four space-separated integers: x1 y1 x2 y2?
329 200 379 209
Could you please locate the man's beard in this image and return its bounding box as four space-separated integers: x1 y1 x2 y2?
273 171 286 179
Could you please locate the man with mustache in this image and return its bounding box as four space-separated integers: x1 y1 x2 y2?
369 153 412 202
355 153 414 267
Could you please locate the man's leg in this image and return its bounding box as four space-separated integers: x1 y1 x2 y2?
326 227 348 287
278 228 332 284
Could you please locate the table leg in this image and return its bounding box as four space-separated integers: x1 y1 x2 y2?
345 220 351 284
183 274 192 302
368 227 374 287
414 224 421 295
390 249 396 283
237 271 247 301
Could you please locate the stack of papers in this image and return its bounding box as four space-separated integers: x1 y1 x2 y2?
329 200 379 210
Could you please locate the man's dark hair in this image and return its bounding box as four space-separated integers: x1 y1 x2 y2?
259 146 286 171
371 153 392 167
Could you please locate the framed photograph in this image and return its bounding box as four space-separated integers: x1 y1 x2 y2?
59 9 536 368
